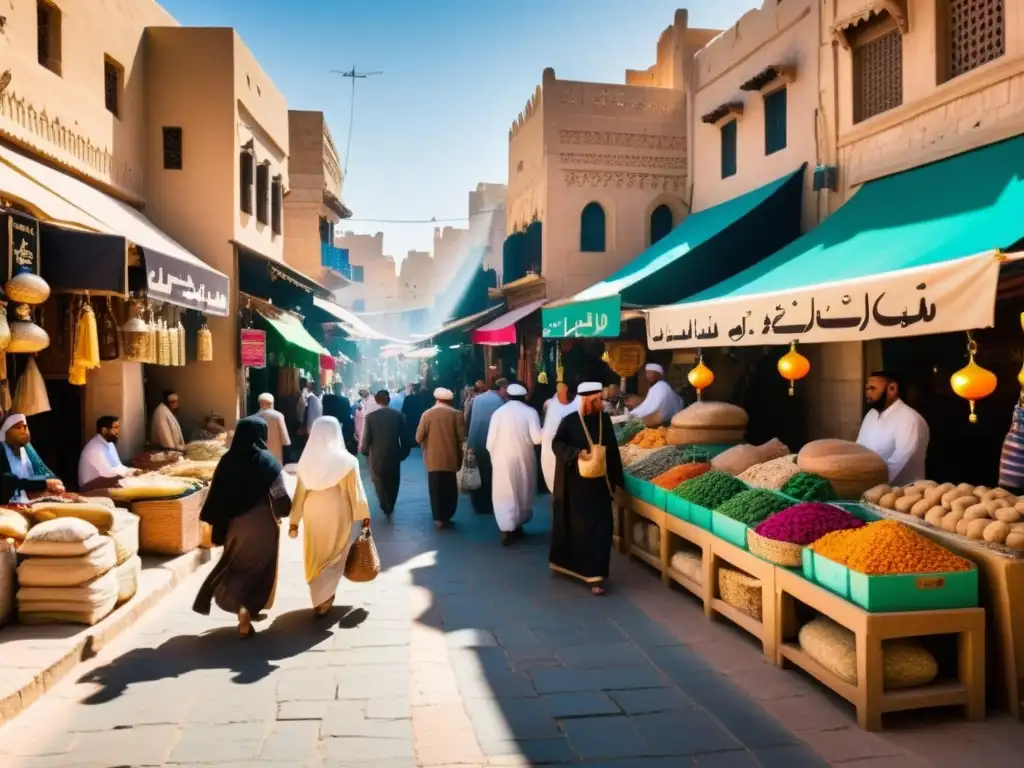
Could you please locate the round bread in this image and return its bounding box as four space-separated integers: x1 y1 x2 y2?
966 518 992 540
941 510 964 532
666 426 745 446
670 401 748 429
983 520 1010 544
796 440 889 501
924 507 947 527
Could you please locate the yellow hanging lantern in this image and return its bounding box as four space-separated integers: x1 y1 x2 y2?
950 333 997 423
687 354 714 401
777 341 810 396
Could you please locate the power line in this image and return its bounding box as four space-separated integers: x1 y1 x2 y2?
331 66 383 176
340 208 503 225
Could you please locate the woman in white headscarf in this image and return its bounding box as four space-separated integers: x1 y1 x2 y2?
288 416 370 616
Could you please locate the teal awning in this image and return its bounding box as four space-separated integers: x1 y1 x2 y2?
541 166 805 338
647 136 1024 349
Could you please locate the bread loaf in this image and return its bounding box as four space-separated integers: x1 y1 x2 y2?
796 440 889 500
666 426 745 446
670 401 748 429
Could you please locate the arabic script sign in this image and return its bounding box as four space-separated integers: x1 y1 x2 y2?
542 296 621 339
240 329 267 368
144 247 230 317
646 252 1002 350
5 211 39 281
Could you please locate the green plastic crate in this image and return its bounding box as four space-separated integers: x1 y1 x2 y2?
848 568 979 612
630 479 665 510
801 547 814 580
811 552 852 599
623 475 644 499
666 494 689 522
687 502 713 531
833 502 883 522
711 511 749 550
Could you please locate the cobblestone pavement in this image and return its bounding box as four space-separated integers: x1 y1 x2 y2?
1 451 1021 767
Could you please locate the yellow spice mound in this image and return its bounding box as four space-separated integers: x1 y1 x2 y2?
810 520 973 575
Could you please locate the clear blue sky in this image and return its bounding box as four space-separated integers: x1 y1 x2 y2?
159 0 758 263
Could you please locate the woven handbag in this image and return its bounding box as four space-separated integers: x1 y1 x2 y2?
344 527 380 583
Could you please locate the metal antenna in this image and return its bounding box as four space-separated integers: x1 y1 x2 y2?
331 66 383 176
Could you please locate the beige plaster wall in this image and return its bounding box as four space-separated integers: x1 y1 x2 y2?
334 231 399 312
84 361 146 462
829 0 1024 197
0 0 177 202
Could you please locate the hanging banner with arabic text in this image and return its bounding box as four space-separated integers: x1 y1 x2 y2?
542 295 621 339
646 251 1003 350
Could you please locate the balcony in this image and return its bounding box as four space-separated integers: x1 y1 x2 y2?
321 242 352 279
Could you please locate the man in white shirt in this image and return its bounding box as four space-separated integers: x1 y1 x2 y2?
856 370 929 485
256 393 291 465
79 415 136 490
629 363 684 424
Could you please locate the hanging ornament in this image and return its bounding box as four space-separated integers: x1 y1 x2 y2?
8 304 50 354
950 332 997 423
5 271 50 305
120 301 149 362
0 301 10 354
687 353 715 401
197 322 213 362
13 357 51 416
777 341 810 396
98 298 120 361
72 296 101 370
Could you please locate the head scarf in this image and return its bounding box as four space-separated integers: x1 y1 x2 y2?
200 416 282 529
1 413 27 441
297 416 358 491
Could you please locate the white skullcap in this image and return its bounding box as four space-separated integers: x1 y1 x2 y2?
258 392 274 404
646 363 665 375
434 387 454 401
1 413 26 438
577 382 603 395
507 383 527 397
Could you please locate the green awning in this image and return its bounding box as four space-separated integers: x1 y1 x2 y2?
260 310 330 371
541 166 805 338
647 135 1024 349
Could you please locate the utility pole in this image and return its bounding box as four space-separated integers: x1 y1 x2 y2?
331 66 383 177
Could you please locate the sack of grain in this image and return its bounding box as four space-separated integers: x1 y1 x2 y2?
669 549 703 584
796 439 889 500
798 617 938 689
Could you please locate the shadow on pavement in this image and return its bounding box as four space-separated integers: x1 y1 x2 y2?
76 605 367 705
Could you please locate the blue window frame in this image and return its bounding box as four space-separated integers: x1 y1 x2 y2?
764 87 787 155
650 204 673 245
721 120 737 179
351 265 364 283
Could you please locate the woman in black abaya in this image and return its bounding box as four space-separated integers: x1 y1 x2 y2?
548 381 623 595
193 416 291 638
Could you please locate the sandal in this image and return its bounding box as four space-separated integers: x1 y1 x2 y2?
314 596 335 617
238 607 255 638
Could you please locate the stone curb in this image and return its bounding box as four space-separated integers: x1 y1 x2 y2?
0 546 216 727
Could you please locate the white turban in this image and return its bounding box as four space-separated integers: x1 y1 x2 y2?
258 393 274 405
1 413 26 439
646 363 665 375
434 387 454 401
507 383 527 397
577 382 603 395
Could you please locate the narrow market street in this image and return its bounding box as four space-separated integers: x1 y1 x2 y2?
2 453 1023 768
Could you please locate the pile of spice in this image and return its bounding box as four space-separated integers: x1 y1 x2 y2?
737 455 800 490
714 489 792 526
652 463 711 490
628 427 669 449
754 502 864 545
810 519 974 575
781 472 838 502
671 471 746 509
616 420 646 444
627 446 695 480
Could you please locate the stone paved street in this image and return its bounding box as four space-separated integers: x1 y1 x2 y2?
1 451 1023 767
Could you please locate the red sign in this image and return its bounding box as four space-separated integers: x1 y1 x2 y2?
240 329 266 368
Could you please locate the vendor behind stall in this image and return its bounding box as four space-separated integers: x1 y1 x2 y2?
627 364 684 424
856 370 929 485
1 413 65 503
150 390 185 451
78 416 137 491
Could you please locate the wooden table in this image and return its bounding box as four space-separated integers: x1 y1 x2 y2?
773 566 986 731
708 536 778 662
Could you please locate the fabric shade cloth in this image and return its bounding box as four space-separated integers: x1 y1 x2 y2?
311 296 407 342
0 145 229 315
320 354 336 371
541 167 805 339
416 303 507 349
259 309 331 372
470 299 546 346
647 135 1024 349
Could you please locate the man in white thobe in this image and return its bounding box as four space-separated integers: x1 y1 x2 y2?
486 383 543 546
78 415 136 490
856 370 929 485
541 382 582 493
629 363 684 424
256 393 291 465
150 390 185 450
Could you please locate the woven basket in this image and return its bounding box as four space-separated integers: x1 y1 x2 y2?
717 565 762 621
132 486 207 555
344 528 380 582
747 528 804 568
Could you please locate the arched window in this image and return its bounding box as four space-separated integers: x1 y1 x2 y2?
580 202 606 252
650 204 673 245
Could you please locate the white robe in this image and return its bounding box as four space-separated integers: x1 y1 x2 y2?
150 403 185 450
541 396 581 492
486 401 543 532
630 379 684 423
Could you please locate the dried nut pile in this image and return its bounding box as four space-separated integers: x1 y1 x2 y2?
863 480 1024 548
810 520 974 575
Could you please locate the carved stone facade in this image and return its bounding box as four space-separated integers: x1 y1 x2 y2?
562 170 687 192
558 130 685 150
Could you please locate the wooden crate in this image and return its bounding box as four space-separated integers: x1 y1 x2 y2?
773 566 985 731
